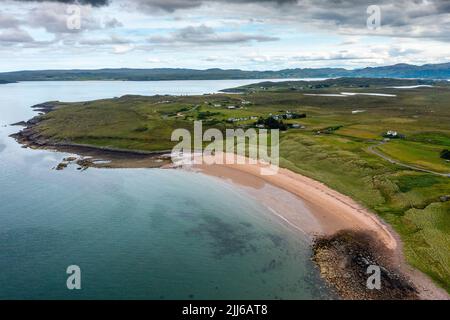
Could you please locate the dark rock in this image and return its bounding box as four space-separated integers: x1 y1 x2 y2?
10 121 27 126
55 162 68 171
31 102 58 113
312 230 418 300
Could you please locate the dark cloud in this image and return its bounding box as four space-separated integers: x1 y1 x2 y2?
122 0 450 17
26 3 102 34
103 17 122 28
13 0 109 6
11 0 450 25
130 0 296 12
291 0 448 27
0 13 21 29
123 0 450 41
7 0 450 42
148 24 279 45
0 28 34 43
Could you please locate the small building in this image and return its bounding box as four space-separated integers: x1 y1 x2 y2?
383 130 405 139
385 130 398 137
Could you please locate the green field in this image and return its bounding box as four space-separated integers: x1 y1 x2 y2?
26 78 450 292
377 140 450 173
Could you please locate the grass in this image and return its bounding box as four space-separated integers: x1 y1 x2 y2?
409 131 450 146
395 174 444 193
400 202 450 292
28 80 450 292
377 140 450 173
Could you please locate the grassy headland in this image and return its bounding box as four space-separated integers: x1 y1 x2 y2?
12 78 450 292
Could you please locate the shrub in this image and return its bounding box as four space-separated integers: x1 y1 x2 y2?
440 149 450 160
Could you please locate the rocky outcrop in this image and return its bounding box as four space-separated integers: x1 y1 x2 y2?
10 121 27 127
30 102 58 113
55 162 68 170
9 102 58 147
312 230 418 300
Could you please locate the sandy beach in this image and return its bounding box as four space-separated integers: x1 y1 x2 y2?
183 153 449 300
10 122 449 299
191 154 396 248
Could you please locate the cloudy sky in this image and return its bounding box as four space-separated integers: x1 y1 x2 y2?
1 0 449 71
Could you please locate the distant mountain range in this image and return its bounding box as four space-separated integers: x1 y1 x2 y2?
1 63 450 82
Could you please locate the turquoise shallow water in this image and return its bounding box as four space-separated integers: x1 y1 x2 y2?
0 81 332 299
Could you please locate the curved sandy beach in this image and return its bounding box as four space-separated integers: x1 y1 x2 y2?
184 154 449 300
11 130 448 299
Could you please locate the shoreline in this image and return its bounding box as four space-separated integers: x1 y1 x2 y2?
189 156 449 300
10 114 449 299
195 158 397 249
9 106 173 170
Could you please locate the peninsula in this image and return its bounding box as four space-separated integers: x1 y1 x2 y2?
11 78 450 299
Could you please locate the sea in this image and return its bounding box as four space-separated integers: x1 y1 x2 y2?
0 80 332 299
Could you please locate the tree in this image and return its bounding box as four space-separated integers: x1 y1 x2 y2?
440 149 450 160
256 117 288 131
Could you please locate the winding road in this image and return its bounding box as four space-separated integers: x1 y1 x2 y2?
367 141 450 178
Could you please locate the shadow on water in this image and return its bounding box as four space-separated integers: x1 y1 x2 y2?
186 214 259 258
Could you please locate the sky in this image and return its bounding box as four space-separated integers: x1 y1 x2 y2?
0 0 450 71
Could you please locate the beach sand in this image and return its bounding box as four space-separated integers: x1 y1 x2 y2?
191 154 396 249
13 129 449 298
181 153 449 300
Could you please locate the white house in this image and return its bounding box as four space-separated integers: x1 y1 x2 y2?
386 130 398 137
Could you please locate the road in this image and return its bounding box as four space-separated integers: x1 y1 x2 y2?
366 141 450 178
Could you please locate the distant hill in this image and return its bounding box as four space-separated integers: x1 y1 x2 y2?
352 63 450 79
221 77 443 93
0 63 450 82
0 67 347 82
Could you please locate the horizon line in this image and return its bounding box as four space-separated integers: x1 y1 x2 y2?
2 61 450 74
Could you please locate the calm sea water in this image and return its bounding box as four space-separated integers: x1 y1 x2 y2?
0 80 332 299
